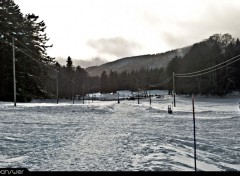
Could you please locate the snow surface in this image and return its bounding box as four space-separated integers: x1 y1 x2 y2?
0 93 239 171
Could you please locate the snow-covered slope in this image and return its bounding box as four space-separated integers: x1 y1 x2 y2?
0 94 239 171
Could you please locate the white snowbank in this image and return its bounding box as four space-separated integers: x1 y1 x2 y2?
0 94 239 171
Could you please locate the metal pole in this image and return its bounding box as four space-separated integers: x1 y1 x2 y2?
173 72 176 107
138 91 139 104
192 94 197 171
55 69 59 104
12 37 16 107
149 83 151 106
118 93 120 104
83 94 84 104
72 80 75 104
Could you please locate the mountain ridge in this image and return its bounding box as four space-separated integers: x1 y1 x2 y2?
86 46 191 76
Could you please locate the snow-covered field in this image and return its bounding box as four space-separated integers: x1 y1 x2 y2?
0 93 239 171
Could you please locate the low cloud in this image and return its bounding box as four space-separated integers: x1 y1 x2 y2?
87 37 142 58
55 57 107 68
142 1 240 50
74 57 108 68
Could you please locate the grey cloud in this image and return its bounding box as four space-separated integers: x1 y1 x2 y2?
74 57 108 68
87 37 142 58
142 11 163 26
179 5 240 35
201 5 240 37
56 57 107 68
161 33 189 48
144 3 240 50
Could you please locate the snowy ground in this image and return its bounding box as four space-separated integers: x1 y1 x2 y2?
0 93 239 171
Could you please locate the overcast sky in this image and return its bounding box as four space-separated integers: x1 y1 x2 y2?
14 0 240 67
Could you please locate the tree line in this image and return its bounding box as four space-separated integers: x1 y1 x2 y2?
82 33 240 96
44 57 166 99
50 33 240 100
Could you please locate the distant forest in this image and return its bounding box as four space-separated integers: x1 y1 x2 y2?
1 0 240 102
54 33 240 98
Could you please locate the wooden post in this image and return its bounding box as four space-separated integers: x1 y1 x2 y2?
149 83 151 106
192 94 197 171
55 69 59 104
138 91 140 104
72 80 75 104
12 37 16 106
118 93 120 104
173 72 176 107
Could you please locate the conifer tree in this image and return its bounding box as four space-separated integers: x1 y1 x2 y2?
0 0 54 101
100 71 109 93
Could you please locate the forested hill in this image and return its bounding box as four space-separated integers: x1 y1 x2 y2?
86 33 240 96
166 34 240 95
86 46 190 76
